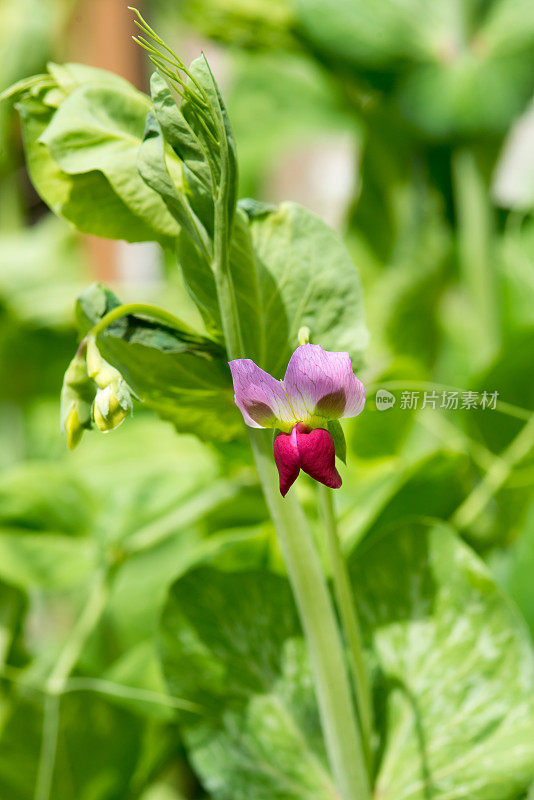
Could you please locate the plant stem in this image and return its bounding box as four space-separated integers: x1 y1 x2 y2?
89 302 193 341
451 413 534 530
46 569 109 694
319 484 373 777
249 431 371 800
452 148 500 366
35 570 109 800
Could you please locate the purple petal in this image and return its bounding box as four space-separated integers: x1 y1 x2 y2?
229 359 294 428
283 344 365 421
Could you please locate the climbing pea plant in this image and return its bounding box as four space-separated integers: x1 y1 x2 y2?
2 10 534 800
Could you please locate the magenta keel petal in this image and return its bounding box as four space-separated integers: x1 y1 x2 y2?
274 423 342 496
296 426 342 490
273 427 301 497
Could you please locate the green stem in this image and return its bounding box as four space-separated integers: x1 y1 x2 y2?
452 148 500 364
451 414 534 530
63 677 201 712
250 431 371 800
34 570 109 800
89 303 191 342
34 695 60 800
319 484 373 777
213 268 243 358
46 569 109 694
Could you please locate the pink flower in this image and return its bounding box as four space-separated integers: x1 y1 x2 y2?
229 344 365 496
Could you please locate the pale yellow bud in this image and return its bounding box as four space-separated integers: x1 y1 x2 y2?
93 383 131 432
86 337 121 389
60 350 95 449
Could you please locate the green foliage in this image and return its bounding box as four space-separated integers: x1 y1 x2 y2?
160 568 333 800
11 63 179 245
0 414 270 798
4 9 534 800
181 0 295 50
160 525 534 800
0 692 148 800
243 201 368 372
352 522 534 800
295 0 534 137
74 283 242 442
178 200 368 373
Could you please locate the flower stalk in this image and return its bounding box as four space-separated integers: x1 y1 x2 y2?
319 483 374 777
250 430 371 800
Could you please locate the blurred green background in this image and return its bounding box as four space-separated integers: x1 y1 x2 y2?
1 0 533 798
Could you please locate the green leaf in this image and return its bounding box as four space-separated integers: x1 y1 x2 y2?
177 201 368 373
160 567 335 800
14 65 179 245
183 55 238 227
352 521 534 800
39 81 179 241
343 451 475 552
75 281 121 334
145 71 215 236
293 0 534 135
0 529 97 589
75 284 242 442
491 498 534 638
0 462 94 537
176 229 222 338
149 71 213 208
160 526 534 800
137 107 209 254
0 692 146 800
0 580 26 666
244 201 368 373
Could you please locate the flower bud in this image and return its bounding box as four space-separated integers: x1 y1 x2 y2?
64 404 88 450
86 336 122 389
93 382 131 432
60 351 95 450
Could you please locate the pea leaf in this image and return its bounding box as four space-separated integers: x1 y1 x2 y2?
133 12 238 232
0 693 146 800
160 567 335 800
242 201 368 374
0 529 97 590
137 108 209 254
13 65 179 246
147 71 214 233
177 201 368 374
352 522 534 800
160 525 534 800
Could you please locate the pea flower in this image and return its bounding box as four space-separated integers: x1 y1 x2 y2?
229 344 365 496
